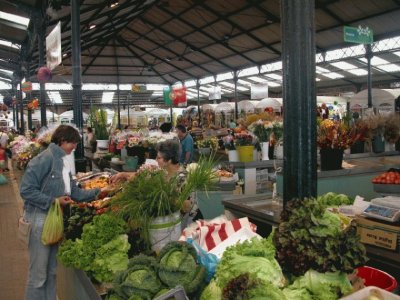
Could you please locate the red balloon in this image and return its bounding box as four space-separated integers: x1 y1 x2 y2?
37 67 52 83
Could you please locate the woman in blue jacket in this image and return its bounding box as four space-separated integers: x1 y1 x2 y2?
20 125 101 300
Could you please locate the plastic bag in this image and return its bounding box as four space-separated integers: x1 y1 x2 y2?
41 198 64 245
187 238 219 282
0 174 7 185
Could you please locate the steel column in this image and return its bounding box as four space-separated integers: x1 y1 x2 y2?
233 71 238 120
71 0 84 158
12 82 18 130
36 17 47 127
196 80 201 122
19 79 25 133
281 0 317 204
365 44 373 108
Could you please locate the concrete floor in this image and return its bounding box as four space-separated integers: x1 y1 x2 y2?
0 163 28 300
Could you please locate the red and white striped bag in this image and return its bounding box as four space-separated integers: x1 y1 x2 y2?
179 216 257 252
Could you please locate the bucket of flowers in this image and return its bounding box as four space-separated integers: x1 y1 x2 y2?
196 136 219 155
234 132 255 162
317 119 354 170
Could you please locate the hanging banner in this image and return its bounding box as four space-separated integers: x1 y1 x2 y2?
209 86 221 100
21 82 32 92
251 82 268 99
46 22 62 70
163 86 187 107
131 84 146 92
172 86 187 107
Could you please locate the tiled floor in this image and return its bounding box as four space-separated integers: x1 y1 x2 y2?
0 163 28 300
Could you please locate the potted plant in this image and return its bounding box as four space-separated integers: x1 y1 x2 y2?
383 114 400 151
234 131 255 162
317 119 354 170
88 108 110 149
364 114 386 153
248 120 273 160
222 134 238 161
196 136 219 155
110 155 216 251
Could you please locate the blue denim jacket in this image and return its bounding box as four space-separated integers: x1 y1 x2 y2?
20 143 100 212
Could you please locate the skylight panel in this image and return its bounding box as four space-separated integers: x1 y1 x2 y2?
216 72 233 81
268 82 281 87
238 66 259 77
83 83 117 90
394 51 400 58
346 69 368 76
377 64 400 72
47 91 63 103
359 57 390 66
321 72 344 79
146 84 168 90
316 66 330 74
219 82 235 88
102 92 114 103
0 40 19 49
199 76 214 85
237 86 249 91
265 74 282 81
330 61 357 70
0 12 30 27
184 80 196 87
248 76 267 83
237 79 252 86
0 75 11 82
316 78 321 81
0 81 11 89
0 68 13 74
45 83 72 90
118 84 132 90
260 61 282 73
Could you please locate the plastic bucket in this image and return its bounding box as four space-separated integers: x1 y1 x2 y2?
149 211 181 253
357 266 398 292
237 146 254 162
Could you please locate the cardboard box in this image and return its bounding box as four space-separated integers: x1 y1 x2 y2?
356 216 400 251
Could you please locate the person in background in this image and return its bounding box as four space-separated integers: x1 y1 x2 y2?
176 124 194 165
159 122 172 133
0 129 9 171
229 119 237 129
20 125 103 300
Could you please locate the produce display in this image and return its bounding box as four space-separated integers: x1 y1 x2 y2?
107 242 206 300
372 169 400 184
58 214 130 283
274 198 367 276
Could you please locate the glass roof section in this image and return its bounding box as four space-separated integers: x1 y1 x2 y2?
102 92 114 103
47 91 63 103
0 40 19 49
0 11 30 27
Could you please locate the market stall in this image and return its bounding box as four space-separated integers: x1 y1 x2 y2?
237 100 260 117
201 104 218 127
119 109 147 128
349 88 400 114
255 97 282 113
31 109 59 127
214 102 235 128
145 108 170 127
59 110 89 125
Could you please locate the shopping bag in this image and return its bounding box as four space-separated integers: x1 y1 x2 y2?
187 238 219 282
41 198 64 245
18 217 31 247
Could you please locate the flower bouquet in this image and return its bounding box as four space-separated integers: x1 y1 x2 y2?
222 134 235 150
248 120 273 143
317 119 353 170
196 137 219 151
234 132 254 147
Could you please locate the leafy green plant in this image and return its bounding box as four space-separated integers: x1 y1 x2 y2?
88 108 110 140
111 154 217 245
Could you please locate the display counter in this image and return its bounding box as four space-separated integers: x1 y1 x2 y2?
277 152 400 200
221 192 400 285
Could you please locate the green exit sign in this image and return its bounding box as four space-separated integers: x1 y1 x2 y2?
344 26 373 44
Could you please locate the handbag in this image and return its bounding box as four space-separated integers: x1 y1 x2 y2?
18 217 32 247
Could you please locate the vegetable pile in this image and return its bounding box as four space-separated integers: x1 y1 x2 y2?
107 241 206 299
200 234 354 300
57 213 130 283
273 198 368 276
372 169 400 184
317 192 354 208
